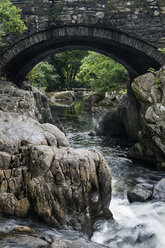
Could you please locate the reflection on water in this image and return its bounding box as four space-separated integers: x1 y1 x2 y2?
0 97 165 247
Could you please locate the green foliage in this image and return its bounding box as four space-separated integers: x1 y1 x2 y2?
147 67 156 74
76 52 128 93
26 68 38 86
27 51 128 93
119 89 127 95
158 48 165 55
26 61 60 91
0 0 26 45
147 67 161 88
47 50 88 90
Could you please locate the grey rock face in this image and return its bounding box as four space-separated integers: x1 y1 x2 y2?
51 238 107 248
152 178 165 201
130 66 165 169
95 91 141 141
0 80 53 124
0 193 29 217
127 184 152 203
47 91 75 107
0 119 111 234
83 93 105 113
96 66 165 169
128 178 165 203
0 81 112 235
84 91 121 117
95 107 126 137
2 225 50 248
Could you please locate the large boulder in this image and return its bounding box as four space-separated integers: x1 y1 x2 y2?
0 80 63 130
130 66 165 169
95 66 165 169
0 81 49 123
127 184 152 203
0 193 30 217
0 119 112 234
47 91 75 107
84 91 122 116
0 81 112 235
0 224 50 247
152 178 165 201
95 90 141 141
128 178 165 203
0 222 107 248
83 93 105 112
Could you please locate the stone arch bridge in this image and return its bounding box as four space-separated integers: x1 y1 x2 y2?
0 0 165 85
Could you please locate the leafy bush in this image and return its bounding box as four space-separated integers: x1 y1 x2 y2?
26 61 60 91
27 51 128 93
76 52 128 93
0 0 26 45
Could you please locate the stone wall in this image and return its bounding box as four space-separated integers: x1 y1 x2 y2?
0 0 165 84
7 0 165 48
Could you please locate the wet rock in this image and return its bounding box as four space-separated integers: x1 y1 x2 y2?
51 237 108 248
15 198 30 217
28 148 112 235
131 67 165 169
0 152 11 169
127 184 152 203
11 226 36 235
0 81 112 235
152 178 165 201
0 121 69 154
0 193 17 215
3 234 49 247
84 91 121 116
88 131 96 136
95 90 141 141
0 193 30 217
83 93 104 112
104 91 120 107
131 73 162 104
95 107 126 137
0 118 111 233
47 91 75 106
0 80 60 127
0 223 53 246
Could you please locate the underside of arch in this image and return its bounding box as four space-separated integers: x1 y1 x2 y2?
0 26 165 86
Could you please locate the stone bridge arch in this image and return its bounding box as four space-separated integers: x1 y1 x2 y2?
0 25 165 85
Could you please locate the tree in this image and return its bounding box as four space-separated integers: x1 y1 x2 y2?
77 52 128 93
27 51 128 93
48 50 88 90
0 0 26 45
26 61 60 91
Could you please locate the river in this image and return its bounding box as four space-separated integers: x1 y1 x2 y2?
0 97 165 247
51 98 165 248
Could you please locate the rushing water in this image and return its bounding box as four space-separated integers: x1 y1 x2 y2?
51 97 165 248
1 97 165 247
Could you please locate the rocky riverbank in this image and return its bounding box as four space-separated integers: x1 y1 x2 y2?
83 90 123 116
127 178 165 203
46 91 76 107
129 66 165 169
95 66 165 170
0 80 112 239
